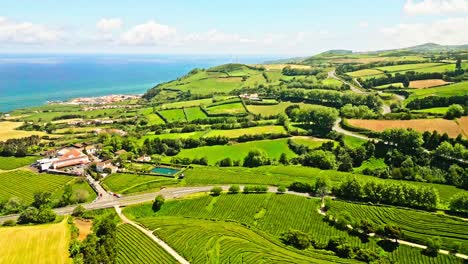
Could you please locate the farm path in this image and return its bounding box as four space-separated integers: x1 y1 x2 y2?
332 118 371 141
114 205 190 264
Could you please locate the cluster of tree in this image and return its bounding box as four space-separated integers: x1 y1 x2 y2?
278 88 382 110
52 114 85 121
449 193 467 214
243 150 271 167
340 104 377 119
282 66 320 76
280 230 387 262
17 192 56 224
444 104 465 119
333 178 439 210
69 213 118 263
287 178 329 197
422 130 465 150
434 141 468 161
237 133 288 142
286 105 339 132
0 135 40 156
360 71 445 89
406 95 468 110
171 156 209 166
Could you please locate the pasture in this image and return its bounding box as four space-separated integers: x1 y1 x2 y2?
183 107 207 121
0 121 45 141
124 194 463 264
159 109 186 122
117 223 177 264
346 69 383 77
102 173 178 194
246 102 315 116
203 125 287 138
413 107 450 115
0 170 74 203
347 118 466 138
406 81 468 102
375 62 443 73
160 98 213 109
409 79 452 89
329 200 468 254
290 136 334 149
258 64 312 70
375 83 403 89
0 219 70 264
140 131 206 142
205 102 246 115
174 138 296 165
0 156 39 170
138 108 165 125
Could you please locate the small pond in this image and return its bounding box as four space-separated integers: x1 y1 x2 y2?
151 167 180 175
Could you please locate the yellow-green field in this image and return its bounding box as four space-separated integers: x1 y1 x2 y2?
0 122 45 141
204 125 287 138
346 69 383 77
0 219 70 264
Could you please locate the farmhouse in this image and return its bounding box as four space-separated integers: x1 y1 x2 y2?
36 148 90 171
136 155 151 162
239 93 260 101
96 160 117 173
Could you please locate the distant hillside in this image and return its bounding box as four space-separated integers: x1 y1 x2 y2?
401 43 468 52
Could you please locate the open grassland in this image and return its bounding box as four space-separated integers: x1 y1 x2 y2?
354 157 387 173
117 223 177 264
413 107 450 115
375 62 444 73
375 83 404 89
409 79 452 89
140 131 206 142
19 108 126 122
183 107 207 121
102 173 178 194
162 76 243 95
0 121 45 141
258 64 312 70
322 77 343 87
160 98 213 109
0 156 39 170
347 118 466 138
347 69 383 77
331 56 426 64
138 108 165 125
290 136 335 149
0 219 70 264
342 135 367 148
203 125 287 138
125 194 462 264
174 138 296 165
0 170 73 203
329 200 468 254
183 166 466 206
406 81 468 102
246 102 319 116
159 109 186 122
205 102 246 115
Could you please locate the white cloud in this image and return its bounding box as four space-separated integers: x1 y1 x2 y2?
183 29 254 44
403 0 468 15
359 21 369 28
120 21 176 45
380 17 468 46
96 18 122 32
0 16 62 44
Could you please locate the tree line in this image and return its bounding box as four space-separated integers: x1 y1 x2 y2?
0 135 40 157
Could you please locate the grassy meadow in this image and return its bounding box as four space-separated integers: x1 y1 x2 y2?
0 156 39 170
0 122 45 141
203 125 287 138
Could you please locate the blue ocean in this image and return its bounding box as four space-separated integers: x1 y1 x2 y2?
0 54 278 112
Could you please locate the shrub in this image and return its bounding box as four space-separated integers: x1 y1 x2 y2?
74 190 90 203
448 241 461 254
228 185 240 194
423 237 441 256
280 229 313 250
72 205 86 217
152 195 165 211
277 185 286 194
288 182 314 193
2 219 16 226
219 157 233 167
210 187 223 196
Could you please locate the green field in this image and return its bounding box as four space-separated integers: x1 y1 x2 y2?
102 173 179 194
161 98 213 109
322 77 343 87
174 138 296 165
205 102 246 115
117 223 177 264
329 200 468 254
353 157 387 173
375 63 444 72
413 107 450 115
342 135 367 148
0 218 70 264
182 166 466 205
375 82 404 89
347 69 383 77
406 81 468 102
0 156 39 170
290 136 335 149
138 108 165 125
19 108 126 122
124 194 462 264
140 131 206 143
183 107 207 121
159 109 187 122
204 125 287 138
246 102 316 116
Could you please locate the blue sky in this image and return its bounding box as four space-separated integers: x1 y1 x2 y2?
1 0 468 55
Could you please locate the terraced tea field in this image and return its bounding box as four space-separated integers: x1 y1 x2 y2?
117 223 177 264
329 200 468 254
0 170 74 203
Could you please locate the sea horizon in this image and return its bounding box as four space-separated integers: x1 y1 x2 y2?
0 54 282 113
